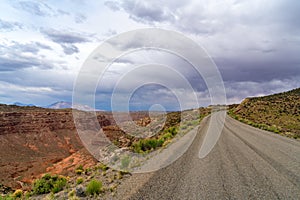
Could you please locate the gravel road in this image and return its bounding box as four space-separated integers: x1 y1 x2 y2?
111 111 300 199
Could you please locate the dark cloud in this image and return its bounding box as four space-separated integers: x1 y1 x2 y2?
41 28 91 44
0 55 54 71
118 0 297 87
61 44 79 55
14 1 69 17
1 0 299 109
217 60 296 81
129 84 180 111
263 0 300 32
214 44 300 82
225 76 300 104
40 28 93 55
105 0 300 35
0 19 22 31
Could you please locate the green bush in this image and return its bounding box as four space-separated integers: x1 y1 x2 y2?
161 132 173 141
32 178 51 194
0 195 15 200
52 178 67 193
133 138 164 153
32 174 67 194
132 141 142 153
85 179 102 196
165 127 178 136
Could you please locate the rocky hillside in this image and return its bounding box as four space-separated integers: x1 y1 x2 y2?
0 104 211 199
229 88 300 139
0 105 99 189
0 104 155 189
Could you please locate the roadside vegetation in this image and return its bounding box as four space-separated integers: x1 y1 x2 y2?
131 108 211 154
0 108 211 199
0 162 131 199
228 88 300 139
132 127 177 153
32 174 67 194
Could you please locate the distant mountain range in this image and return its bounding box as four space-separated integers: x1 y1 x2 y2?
13 102 36 107
46 101 96 111
11 101 96 111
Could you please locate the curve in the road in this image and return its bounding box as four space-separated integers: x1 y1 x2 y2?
112 112 300 200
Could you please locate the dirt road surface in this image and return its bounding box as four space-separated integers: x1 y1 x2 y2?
110 111 300 199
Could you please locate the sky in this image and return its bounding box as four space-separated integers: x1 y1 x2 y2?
0 0 299 111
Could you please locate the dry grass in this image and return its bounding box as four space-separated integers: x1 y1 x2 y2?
228 88 300 139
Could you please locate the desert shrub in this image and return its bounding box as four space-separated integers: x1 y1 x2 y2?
52 177 67 193
32 178 51 194
84 167 92 174
162 132 173 141
98 163 109 171
132 138 164 153
165 127 178 136
267 125 280 133
75 165 84 175
76 165 83 171
66 189 80 200
157 139 164 146
32 174 67 194
132 140 142 153
112 139 120 146
85 179 102 196
0 195 14 200
145 139 163 150
12 189 22 198
76 177 83 185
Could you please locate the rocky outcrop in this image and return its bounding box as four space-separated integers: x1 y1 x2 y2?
0 105 111 189
0 104 153 190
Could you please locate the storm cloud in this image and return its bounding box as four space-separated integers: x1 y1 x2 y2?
40 28 94 55
0 0 299 109
41 28 91 44
0 41 54 71
104 0 300 99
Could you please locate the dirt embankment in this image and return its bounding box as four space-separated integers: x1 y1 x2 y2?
229 88 300 138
